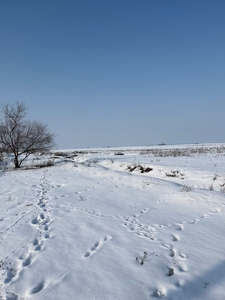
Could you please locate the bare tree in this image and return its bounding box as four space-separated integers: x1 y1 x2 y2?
0 102 55 168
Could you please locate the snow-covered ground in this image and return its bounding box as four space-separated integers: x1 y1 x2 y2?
0 143 225 300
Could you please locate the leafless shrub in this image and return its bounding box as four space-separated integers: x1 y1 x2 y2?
140 145 225 157
166 170 180 177
23 159 55 170
136 252 148 265
53 151 68 157
53 152 78 160
73 150 91 155
114 152 124 155
36 159 55 168
182 185 192 192
127 164 153 173
127 164 137 172
213 174 219 181
209 183 214 191
145 167 153 172
79 195 84 201
166 170 185 179
165 172 178 178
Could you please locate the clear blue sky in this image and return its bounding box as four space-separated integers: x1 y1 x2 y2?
0 0 224 149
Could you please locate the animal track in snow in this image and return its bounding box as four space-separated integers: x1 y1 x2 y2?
189 219 199 224
176 224 183 231
33 238 39 246
162 244 176 257
45 233 50 239
75 178 108 198
122 208 158 241
140 208 149 214
30 281 45 294
31 217 39 225
4 268 17 284
84 236 112 258
1 291 21 300
179 253 187 259
0 173 52 293
169 247 176 257
172 235 179 241
22 254 32 267
35 244 42 252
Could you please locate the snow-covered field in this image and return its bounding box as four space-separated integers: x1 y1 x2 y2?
0 143 225 300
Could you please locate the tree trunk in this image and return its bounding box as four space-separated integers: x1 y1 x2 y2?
14 156 20 168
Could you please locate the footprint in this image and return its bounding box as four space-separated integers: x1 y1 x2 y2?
84 252 90 257
169 248 176 257
162 244 170 249
167 267 175 276
172 235 179 241
179 253 187 259
42 219 49 226
31 218 39 225
178 264 187 272
33 239 39 246
84 236 112 258
31 281 45 294
153 289 166 298
91 242 99 251
23 255 32 267
35 245 42 251
4 269 17 283
201 214 208 219
163 244 176 257
190 219 198 224
211 208 220 214
176 225 183 231
5 291 19 300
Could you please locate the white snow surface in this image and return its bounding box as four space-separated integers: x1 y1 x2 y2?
0 144 225 300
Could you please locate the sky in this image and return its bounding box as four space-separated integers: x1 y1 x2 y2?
0 0 224 149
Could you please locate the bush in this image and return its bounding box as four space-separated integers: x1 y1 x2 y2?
114 152 124 155
34 160 55 168
127 164 153 173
